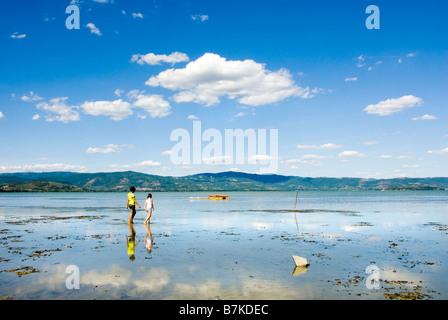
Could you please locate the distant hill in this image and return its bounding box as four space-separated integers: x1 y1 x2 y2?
1 171 447 192
0 181 88 192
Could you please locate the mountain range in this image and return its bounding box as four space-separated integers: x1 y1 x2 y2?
1 171 448 192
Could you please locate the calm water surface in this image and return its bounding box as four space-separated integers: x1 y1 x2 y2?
0 191 447 299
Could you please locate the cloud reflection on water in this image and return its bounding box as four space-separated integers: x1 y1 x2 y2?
28 263 307 299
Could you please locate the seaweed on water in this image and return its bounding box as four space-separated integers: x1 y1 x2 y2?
1 266 40 276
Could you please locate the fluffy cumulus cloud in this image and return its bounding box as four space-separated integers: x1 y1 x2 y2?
364 95 423 116
0 111 4 120
131 52 189 65
338 150 367 158
79 91 171 120
131 93 171 118
146 53 313 107
21 89 171 122
80 99 132 121
136 160 161 167
36 97 80 123
21 91 44 102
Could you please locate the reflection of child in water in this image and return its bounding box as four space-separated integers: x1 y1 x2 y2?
126 224 140 260
144 222 154 253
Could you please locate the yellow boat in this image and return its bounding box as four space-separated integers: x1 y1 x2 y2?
208 195 229 200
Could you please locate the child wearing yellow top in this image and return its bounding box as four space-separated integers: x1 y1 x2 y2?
126 186 141 224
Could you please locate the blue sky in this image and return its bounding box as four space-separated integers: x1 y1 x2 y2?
0 0 447 178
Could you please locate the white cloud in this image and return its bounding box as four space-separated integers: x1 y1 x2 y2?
114 89 123 97
10 32 26 39
36 97 80 123
132 12 143 19
87 144 119 154
396 154 414 159
283 155 325 167
411 114 438 121
364 95 423 116
398 58 403 63
146 53 313 107
249 154 273 162
378 153 392 159
338 150 367 158
406 52 417 57
0 111 4 120
402 164 420 168
191 15 209 21
21 91 44 102
77 92 171 121
80 99 132 120
109 160 161 171
86 23 102 36
363 141 379 145
161 150 172 156
0 163 86 173
131 93 171 118
427 148 448 155
357 55 366 67
202 155 231 165
32 114 40 120
296 143 341 150
311 87 327 94
187 114 199 120
136 160 161 167
131 52 189 65
345 77 358 82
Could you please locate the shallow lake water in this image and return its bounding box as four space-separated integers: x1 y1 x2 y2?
0 191 447 300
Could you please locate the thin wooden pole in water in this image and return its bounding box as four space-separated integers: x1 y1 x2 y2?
294 191 299 235
294 191 298 209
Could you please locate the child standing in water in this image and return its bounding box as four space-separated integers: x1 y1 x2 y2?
144 193 154 224
126 186 141 224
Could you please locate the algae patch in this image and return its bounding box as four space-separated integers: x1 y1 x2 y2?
1 266 40 277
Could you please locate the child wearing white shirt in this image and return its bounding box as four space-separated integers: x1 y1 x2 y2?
143 193 154 224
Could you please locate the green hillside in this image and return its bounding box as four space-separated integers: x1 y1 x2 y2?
0 181 88 192
0 171 447 192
